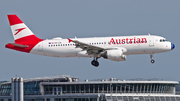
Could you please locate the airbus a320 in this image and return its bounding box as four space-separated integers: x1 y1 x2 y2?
6 15 175 67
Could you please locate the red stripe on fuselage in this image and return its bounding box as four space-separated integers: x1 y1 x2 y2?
6 35 43 53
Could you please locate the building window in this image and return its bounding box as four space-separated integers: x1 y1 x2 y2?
81 84 84 93
104 84 107 93
85 84 89 93
55 98 61 101
90 84 93 93
99 84 103 93
75 84 79 93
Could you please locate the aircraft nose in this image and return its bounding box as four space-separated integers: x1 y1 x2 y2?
171 43 175 50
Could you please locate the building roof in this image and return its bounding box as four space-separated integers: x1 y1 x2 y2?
41 80 179 85
1 75 78 85
1 76 179 85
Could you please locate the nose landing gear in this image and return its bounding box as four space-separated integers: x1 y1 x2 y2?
150 54 155 63
151 59 155 63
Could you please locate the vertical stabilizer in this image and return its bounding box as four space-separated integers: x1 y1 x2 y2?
7 14 42 43
6 15 43 53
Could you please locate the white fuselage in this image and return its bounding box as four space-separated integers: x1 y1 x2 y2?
30 35 172 58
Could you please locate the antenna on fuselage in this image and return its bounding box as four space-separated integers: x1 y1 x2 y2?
148 33 150 36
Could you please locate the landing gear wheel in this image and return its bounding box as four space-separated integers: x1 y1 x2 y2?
150 54 155 64
151 59 155 63
91 60 96 65
91 60 99 67
95 61 99 67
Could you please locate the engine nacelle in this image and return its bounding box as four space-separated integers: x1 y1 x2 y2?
77 51 88 57
101 50 126 61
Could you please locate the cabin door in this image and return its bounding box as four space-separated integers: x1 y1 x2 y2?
149 37 154 47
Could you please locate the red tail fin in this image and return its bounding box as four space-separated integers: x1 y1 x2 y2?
6 15 43 53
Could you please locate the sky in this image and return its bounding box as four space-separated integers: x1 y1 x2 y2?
0 0 180 81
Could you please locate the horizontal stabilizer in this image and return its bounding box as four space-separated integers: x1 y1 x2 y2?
8 43 28 48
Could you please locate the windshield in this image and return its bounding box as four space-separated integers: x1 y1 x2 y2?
160 39 168 42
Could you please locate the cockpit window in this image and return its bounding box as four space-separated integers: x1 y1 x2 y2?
160 39 168 42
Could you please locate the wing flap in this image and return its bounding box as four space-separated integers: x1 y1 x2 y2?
68 38 105 55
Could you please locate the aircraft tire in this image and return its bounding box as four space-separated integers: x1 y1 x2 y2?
94 61 99 67
151 59 155 63
91 60 99 67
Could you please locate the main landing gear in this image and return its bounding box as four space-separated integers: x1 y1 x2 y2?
91 60 99 67
150 54 155 64
91 54 99 67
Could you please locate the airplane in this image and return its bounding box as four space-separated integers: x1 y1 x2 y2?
6 14 175 67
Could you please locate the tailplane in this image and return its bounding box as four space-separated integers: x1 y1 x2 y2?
6 15 43 53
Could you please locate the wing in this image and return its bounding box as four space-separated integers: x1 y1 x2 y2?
68 38 105 55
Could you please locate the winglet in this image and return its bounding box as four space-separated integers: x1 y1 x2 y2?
67 38 73 43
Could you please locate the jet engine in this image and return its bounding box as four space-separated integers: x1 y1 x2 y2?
101 49 126 61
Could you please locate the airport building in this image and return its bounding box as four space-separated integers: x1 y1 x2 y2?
0 76 180 101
